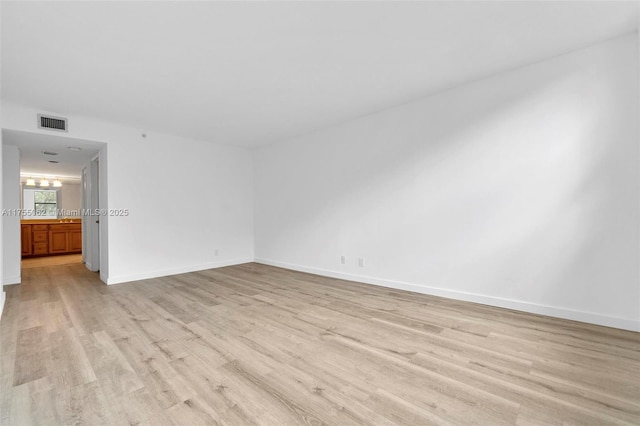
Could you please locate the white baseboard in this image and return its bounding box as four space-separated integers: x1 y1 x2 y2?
106 258 254 285
3 275 21 285
255 258 640 332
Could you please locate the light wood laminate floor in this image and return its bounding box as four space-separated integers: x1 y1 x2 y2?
1 262 638 425
21 254 83 269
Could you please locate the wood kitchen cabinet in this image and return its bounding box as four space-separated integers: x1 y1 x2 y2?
49 228 70 254
32 225 49 255
69 228 83 252
49 224 82 254
21 221 82 257
21 225 32 256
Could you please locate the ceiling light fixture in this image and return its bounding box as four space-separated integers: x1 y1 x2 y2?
26 177 36 186
40 178 50 187
42 151 59 156
53 179 62 187
67 147 82 152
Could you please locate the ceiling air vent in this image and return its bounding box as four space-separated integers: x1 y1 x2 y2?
38 114 68 132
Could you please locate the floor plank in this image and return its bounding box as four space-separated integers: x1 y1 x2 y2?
1 262 638 425
21 254 83 269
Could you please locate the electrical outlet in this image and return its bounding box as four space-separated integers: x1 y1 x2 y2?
358 257 365 268
340 255 346 265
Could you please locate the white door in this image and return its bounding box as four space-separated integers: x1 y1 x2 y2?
83 156 100 272
81 166 88 265
90 157 100 271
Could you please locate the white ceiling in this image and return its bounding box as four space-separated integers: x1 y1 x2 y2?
3 129 102 180
2 1 638 148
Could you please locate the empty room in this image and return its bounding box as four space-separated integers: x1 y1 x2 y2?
1 1 639 425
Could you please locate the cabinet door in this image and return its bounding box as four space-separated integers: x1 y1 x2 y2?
69 229 83 252
49 229 69 254
21 225 32 256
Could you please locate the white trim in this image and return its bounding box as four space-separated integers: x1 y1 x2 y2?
0 291 5 319
106 258 254 285
255 258 640 332
89 156 100 272
3 275 21 285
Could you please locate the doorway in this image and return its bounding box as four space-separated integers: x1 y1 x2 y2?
1 129 107 284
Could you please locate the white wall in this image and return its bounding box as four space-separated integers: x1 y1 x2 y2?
0 133 4 318
60 183 81 216
1 106 254 285
254 34 640 331
2 145 21 285
104 132 253 283
0 1 4 318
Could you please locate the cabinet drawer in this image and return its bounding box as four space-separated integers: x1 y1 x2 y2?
33 243 48 255
33 231 48 243
50 224 81 231
32 225 49 231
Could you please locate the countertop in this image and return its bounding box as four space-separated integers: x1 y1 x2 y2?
21 219 82 225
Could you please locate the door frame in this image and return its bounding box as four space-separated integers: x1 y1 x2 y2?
82 154 100 272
